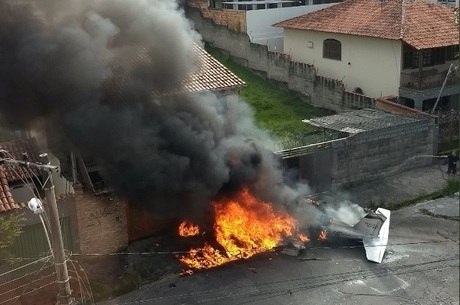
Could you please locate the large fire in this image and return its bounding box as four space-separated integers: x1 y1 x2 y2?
178 187 297 270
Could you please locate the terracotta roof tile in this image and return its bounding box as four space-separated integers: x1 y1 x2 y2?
403 1 459 49
109 44 245 98
0 138 44 183
274 0 459 50
0 166 18 213
180 45 246 94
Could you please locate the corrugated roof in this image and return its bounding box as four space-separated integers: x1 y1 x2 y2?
303 108 418 133
0 138 44 183
274 0 459 50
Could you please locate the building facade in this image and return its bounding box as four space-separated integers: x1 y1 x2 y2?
275 0 459 111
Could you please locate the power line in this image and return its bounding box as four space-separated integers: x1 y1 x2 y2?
0 255 52 278
107 257 458 305
67 239 457 258
0 264 54 288
0 280 56 305
0 272 56 298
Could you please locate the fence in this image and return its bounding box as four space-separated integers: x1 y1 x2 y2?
10 217 73 259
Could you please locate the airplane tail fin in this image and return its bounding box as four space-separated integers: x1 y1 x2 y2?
353 208 391 263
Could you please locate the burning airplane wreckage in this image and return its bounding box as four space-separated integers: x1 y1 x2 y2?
176 190 391 275
0 0 390 274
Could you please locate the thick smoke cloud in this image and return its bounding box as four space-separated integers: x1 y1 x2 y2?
0 0 310 219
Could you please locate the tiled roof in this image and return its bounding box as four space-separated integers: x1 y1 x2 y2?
402 1 459 49
109 44 245 98
180 45 246 94
0 166 25 213
0 138 44 183
274 0 459 50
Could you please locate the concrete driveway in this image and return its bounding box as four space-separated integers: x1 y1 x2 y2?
101 196 459 305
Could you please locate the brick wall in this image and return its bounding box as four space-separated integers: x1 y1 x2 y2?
188 0 246 32
375 97 436 119
73 191 128 254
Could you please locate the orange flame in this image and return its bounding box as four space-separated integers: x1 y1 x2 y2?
298 233 310 243
179 187 296 269
318 230 327 241
178 221 200 237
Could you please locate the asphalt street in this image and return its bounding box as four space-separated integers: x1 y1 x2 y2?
100 196 459 305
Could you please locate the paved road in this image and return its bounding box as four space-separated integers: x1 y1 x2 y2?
101 196 459 305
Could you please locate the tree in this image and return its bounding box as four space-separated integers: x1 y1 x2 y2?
0 212 24 261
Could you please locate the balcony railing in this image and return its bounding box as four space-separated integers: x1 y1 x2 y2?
400 67 458 90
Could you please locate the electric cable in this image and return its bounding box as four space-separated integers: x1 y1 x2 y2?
67 239 457 258
0 255 54 305
68 259 95 304
106 256 458 305
0 272 56 298
0 255 52 278
0 264 54 288
0 281 56 305
69 259 95 305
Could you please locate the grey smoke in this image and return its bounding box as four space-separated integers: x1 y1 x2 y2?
0 0 311 220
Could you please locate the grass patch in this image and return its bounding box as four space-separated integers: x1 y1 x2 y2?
206 46 334 148
389 177 459 210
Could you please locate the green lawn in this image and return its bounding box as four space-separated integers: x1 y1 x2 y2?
206 47 334 148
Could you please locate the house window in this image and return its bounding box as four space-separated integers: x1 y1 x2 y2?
323 39 341 60
421 49 433 66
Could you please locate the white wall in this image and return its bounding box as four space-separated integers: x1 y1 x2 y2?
283 29 402 97
245 4 335 51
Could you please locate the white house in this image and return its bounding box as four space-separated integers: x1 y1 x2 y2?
274 0 459 111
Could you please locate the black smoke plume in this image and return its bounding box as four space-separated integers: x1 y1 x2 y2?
0 0 309 219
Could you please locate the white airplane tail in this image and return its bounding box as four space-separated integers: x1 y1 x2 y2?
353 208 391 263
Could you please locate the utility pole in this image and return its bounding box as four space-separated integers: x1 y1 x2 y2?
431 63 457 114
1 155 74 305
44 174 73 305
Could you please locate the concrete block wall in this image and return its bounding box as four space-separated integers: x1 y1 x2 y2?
283 117 437 189
330 119 436 185
74 191 128 254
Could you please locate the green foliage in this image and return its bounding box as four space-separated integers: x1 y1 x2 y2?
206 47 334 147
442 177 460 196
0 212 24 260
